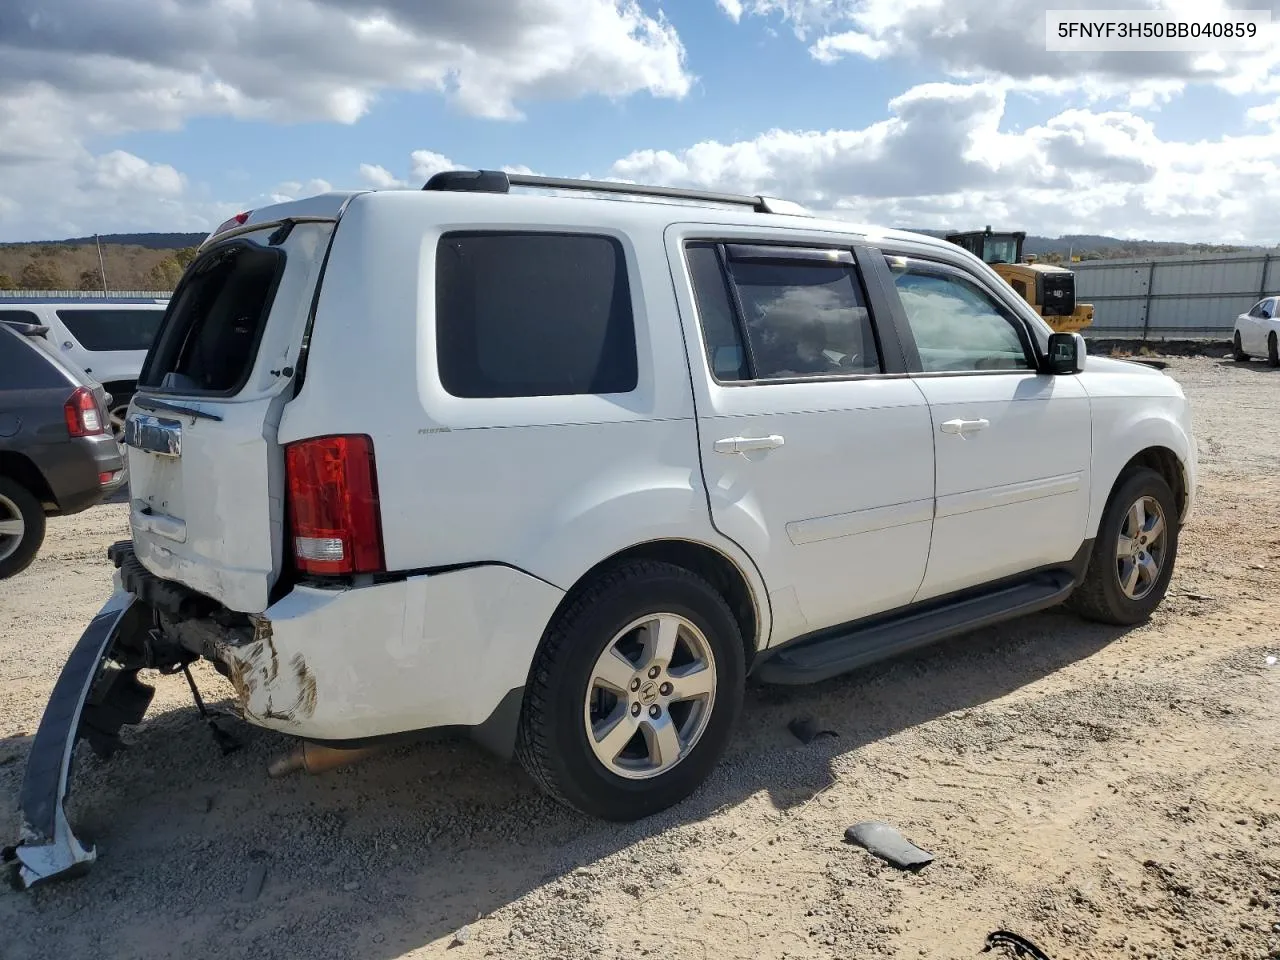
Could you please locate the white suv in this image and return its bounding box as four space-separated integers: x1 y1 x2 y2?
23 172 1199 862
0 298 169 438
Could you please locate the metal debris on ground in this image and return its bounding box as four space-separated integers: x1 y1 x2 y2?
239 860 268 902
843 821 934 871
787 716 839 744
451 925 472 947
982 930 1054 959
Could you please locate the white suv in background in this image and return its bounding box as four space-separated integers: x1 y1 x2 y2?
19 172 1198 876
0 298 169 437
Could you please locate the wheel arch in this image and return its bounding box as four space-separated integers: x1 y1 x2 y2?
0 451 56 510
1097 445 1189 536
535 538 769 676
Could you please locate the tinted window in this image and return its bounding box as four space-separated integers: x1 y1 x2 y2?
436 233 637 399
56 309 164 352
726 255 880 379
0 309 43 328
1250 300 1268 318
0 325 67 391
888 262 1032 373
1262 300 1276 319
141 243 283 394
686 244 749 381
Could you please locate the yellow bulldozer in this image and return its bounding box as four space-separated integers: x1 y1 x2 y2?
944 227 1094 333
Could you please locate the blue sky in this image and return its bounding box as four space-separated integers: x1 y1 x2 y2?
3 0 1280 243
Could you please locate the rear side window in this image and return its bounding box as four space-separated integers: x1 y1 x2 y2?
685 242 882 381
435 232 638 399
140 242 283 394
56 309 164 352
0 325 68 391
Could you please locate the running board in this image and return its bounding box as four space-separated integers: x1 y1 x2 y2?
12 590 151 889
755 571 1077 686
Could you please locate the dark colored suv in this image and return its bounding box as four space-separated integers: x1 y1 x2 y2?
0 320 126 578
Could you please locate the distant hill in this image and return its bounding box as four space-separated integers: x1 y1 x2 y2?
3 232 207 251
907 229 1265 261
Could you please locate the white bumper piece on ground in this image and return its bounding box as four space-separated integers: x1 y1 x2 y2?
12 590 140 889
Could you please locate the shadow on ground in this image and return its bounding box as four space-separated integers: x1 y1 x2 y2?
0 609 1129 959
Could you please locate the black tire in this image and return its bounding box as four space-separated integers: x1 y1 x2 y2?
1268 332 1279 368
1068 467 1178 626
1233 331 1249 362
0 477 47 580
516 560 746 821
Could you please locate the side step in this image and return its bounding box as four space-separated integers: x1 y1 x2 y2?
755 571 1076 686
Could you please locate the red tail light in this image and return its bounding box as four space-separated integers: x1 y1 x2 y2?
285 435 385 576
63 387 105 437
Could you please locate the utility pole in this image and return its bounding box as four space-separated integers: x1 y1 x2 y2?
94 234 108 293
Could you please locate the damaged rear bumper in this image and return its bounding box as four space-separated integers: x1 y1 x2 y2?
13 589 146 888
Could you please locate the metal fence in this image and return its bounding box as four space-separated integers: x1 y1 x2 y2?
0 290 171 299
1073 250 1280 339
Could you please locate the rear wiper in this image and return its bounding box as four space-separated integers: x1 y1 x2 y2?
132 395 224 423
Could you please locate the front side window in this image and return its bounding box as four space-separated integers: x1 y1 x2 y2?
887 260 1032 373
56 309 165 352
436 232 637 399
685 242 882 382
1249 300 1268 318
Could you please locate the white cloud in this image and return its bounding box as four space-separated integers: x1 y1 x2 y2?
610 81 1280 243
0 0 692 240
359 163 406 189
410 151 463 182
721 0 1280 101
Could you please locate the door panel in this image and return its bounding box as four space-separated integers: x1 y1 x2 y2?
881 255 1093 601
911 373 1091 599
670 232 936 643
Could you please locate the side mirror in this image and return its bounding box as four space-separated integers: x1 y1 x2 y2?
1045 332 1085 375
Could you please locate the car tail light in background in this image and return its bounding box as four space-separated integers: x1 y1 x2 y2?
213 211 251 236
285 435 385 576
63 387 105 437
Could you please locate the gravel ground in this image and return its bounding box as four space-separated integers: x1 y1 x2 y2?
2 355 1279 960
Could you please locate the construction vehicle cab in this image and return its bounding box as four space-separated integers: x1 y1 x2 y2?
945 227 1094 333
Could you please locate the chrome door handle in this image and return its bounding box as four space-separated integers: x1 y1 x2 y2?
939 418 989 437
714 434 785 455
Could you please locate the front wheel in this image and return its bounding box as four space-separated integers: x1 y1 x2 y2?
1068 467 1179 626
516 561 746 821
1233 331 1249 362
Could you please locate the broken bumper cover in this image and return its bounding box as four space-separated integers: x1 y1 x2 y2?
14 589 139 889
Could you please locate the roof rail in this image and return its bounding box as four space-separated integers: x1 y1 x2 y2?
422 169 807 216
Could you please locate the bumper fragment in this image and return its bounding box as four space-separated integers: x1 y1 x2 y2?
14 590 140 889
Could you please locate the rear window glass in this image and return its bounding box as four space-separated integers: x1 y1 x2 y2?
435 232 638 399
56 309 164 352
140 243 283 394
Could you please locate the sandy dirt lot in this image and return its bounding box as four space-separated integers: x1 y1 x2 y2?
2 355 1278 960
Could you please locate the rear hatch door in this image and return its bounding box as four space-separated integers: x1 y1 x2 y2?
125 217 336 613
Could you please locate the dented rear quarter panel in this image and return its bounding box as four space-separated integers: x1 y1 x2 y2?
213 565 565 740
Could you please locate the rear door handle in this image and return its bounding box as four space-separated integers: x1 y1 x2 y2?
939 418 989 437
714 435 785 455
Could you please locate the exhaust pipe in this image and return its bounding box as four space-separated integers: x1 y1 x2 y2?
267 741 386 778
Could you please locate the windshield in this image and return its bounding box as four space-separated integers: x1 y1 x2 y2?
981 237 1020 264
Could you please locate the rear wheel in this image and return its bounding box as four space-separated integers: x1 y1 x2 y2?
516 561 745 821
1268 332 1279 368
1068 467 1178 626
0 478 47 580
1233 331 1249 362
